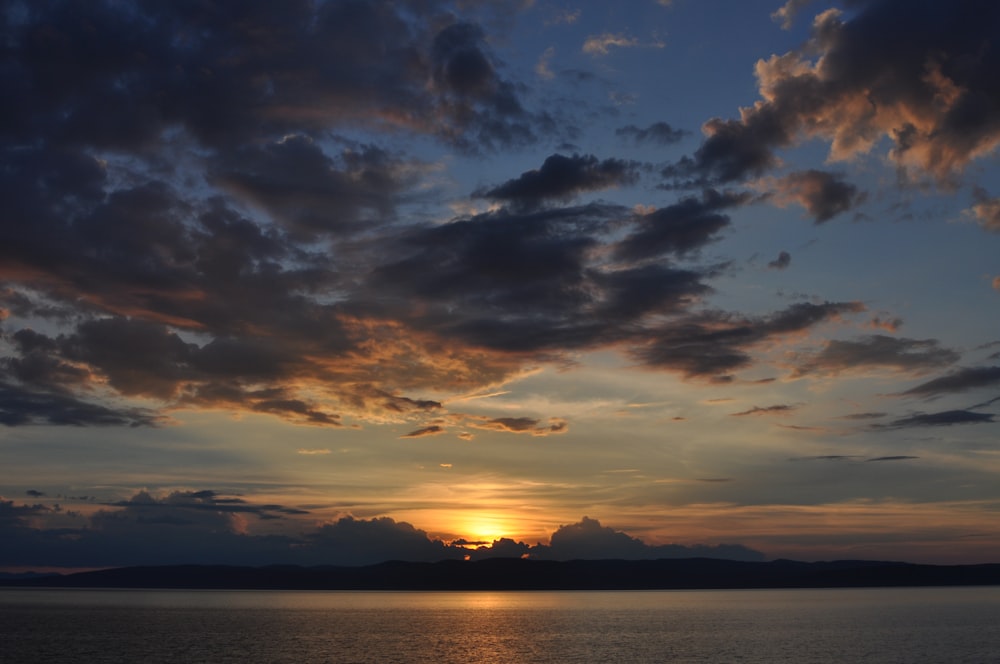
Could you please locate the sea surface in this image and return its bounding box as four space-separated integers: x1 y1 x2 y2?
2 586 999 663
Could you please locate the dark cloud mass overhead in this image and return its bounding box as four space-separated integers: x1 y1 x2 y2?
1 0 999 570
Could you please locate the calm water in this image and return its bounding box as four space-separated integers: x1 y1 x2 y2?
2 586 999 663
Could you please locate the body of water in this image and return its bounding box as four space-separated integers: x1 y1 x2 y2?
2 586 999 663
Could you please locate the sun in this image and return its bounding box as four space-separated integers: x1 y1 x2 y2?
458 514 512 547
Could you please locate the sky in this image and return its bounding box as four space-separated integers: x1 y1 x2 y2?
2 0 999 571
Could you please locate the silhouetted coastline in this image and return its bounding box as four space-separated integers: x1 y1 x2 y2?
5 558 1000 590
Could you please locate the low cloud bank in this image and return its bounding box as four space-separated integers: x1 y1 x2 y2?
0 493 764 569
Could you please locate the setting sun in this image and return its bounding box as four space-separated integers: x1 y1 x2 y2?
457 515 515 546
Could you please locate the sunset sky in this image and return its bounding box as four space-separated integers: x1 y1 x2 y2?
2 0 999 571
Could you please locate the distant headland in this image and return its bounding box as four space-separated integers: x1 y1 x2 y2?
4 558 1000 591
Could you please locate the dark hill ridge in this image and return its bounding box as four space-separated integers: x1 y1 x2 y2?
4 558 1000 590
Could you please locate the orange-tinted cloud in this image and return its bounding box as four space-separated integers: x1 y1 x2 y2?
472 416 569 436
967 188 1000 232
668 2 1000 186
760 170 865 223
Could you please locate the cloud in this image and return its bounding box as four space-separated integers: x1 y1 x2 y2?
363 201 717 357
545 9 581 26
631 301 865 379
771 0 817 30
401 425 446 438
532 517 765 561
251 399 341 427
304 516 457 566
104 490 310 519
476 153 640 209
667 1 1000 185
0 0 967 442
468 537 531 560
764 170 865 223
0 499 51 528
0 382 158 427
792 455 863 461
796 335 960 376
473 417 569 436
212 138 422 238
430 21 547 152
730 404 797 417
535 46 556 79
582 33 641 56
900 366 1000 397
297 448 332 455
869 316 903 333
873 409 995 430
965 187 1000 232
0 494 767 568
2 2 548 154
768 251 791 270
25 490 46 498
791 454 919 462
0 491 307 568
616 122 688 145
613 189 751 262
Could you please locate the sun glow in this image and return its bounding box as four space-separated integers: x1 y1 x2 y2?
458 515 513 546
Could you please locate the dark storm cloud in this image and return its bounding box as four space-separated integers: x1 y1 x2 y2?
666 0 1000 186
616 122 688 145
901 366 1000 397
866 456 919 462
796 335 960 376
770 170 865 223
476 153 640 209
768 251 791 270
631 301 864 379
25 490 46 498
873 409 995 430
